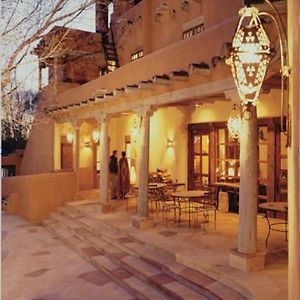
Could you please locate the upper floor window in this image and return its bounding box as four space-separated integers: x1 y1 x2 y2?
183 23 205 39
131 50 143 61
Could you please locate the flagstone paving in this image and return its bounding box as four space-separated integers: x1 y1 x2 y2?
1 212 134 300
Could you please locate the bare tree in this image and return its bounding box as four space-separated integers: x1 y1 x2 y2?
1 0 105 146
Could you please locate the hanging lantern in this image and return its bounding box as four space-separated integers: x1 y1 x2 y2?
226 6 271 106
227 104 242 139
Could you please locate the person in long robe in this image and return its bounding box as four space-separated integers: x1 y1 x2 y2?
118 151 130 199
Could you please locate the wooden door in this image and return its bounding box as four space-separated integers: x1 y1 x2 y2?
188 125 210 190
61 142 73 169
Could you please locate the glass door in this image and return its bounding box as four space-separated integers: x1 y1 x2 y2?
189 129 210 190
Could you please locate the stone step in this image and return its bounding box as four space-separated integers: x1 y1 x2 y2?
47 209 219 299
45 221 169 300
48 206 246 300
57 206 82 219
49 211 81 230
55 214 212 299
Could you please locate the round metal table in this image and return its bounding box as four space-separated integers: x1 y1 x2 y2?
259 201 288 247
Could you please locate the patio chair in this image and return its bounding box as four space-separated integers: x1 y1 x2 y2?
158 187 179 227
194 193 217 229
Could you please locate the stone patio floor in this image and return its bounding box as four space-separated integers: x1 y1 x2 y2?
69 196 288 300
2 195 288 300
1 212 134 300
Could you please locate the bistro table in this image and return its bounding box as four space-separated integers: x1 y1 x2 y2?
171 190 211 227
258 201 288 247
211 182 240 210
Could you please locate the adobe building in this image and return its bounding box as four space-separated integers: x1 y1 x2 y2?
2 0 299 299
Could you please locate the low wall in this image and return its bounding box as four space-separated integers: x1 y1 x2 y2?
2 171 76 224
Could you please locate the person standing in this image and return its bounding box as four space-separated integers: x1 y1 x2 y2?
109 150 118 199
118 151 130 199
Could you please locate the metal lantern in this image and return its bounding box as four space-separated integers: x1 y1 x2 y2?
226 6 271 106
227 104 242 139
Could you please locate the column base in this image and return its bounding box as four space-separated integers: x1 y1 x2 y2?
100 203 112 213
131 215 154 230
229 248 266 272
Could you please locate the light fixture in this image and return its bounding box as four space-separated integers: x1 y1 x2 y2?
227 2 291 143
226 6 271 106
167 139 174 148
181 0 189 11
66 133 74 144
227 104 242 139
84 141 90 148
92 129 100 143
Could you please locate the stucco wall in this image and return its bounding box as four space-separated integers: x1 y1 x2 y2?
149 107 187 183
113 0 243 65
21 119 54 175
191 90 282 123
2 171 76 223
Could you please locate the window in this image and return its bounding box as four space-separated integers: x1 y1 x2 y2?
183 23 204 39
108 2 114 28
216 128 240 182
131 50 143 61
188 118 286 209
1 166 16 177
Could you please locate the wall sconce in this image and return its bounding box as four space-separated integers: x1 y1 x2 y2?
155 12 163 22
84 141 90 148
181 0 189 11
66 133 74 144
167 139 174 148
227 104 242 139
92 130 100 143
155 3 175 22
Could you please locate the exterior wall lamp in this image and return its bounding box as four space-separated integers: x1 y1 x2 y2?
167 139 174 148
92 129 100 143
66 133 74 144
227 104 242 139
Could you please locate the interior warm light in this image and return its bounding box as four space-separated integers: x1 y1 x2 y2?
226 6 271 106
92 130 100 143
66 133 74 144
130 166 136 184
227 104 242 139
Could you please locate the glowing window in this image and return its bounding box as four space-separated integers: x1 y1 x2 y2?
183 23 204 39
131 50 143 61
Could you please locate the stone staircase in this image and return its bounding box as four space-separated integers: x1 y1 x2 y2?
42 203 248 300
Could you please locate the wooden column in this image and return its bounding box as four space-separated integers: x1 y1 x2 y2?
71 121 81 194
229 105 265 272
287 0 300 298
238 106 258 254
98 114 110 207
132 106 154 229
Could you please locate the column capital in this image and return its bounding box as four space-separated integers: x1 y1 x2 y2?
70 118 82 129
224 89 240 102
94 113 110 123
134 105 154 118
